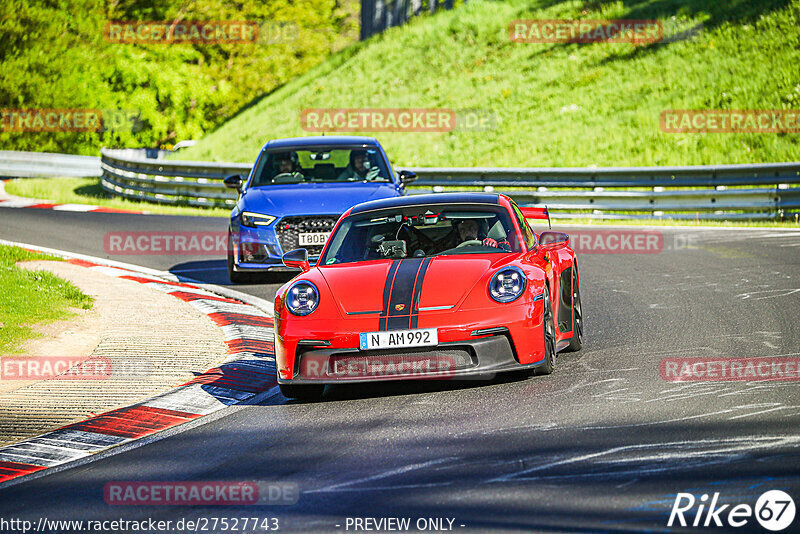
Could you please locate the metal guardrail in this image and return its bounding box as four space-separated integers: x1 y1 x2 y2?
402 163 800 188
0 150 101 178
98 148 800 219
361 0 461 40
100 148 250 208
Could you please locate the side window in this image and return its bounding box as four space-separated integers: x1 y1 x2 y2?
511 202 536 250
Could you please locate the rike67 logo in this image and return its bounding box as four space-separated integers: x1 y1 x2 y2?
668 490 795 531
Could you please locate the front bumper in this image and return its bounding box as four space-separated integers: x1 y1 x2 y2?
278 331 546 385
232 218 329 272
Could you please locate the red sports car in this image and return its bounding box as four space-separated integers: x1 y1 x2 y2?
274 193 583 399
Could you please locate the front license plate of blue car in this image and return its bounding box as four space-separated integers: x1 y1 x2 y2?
359 328 438 350
298 232 330 246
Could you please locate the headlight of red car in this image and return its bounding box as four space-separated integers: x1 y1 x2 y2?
489 267 526 303
286 281 320 316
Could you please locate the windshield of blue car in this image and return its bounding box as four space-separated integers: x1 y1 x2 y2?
248 148 392 186
319 205 521 265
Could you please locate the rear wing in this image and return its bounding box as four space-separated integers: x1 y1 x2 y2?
519 206 551 229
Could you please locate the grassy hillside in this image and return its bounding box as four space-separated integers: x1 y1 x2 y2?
0 0 358 155
180 0 800 167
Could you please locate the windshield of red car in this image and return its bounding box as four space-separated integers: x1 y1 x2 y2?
319 205 521 265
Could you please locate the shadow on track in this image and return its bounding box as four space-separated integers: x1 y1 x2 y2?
169 259 231 284
272 370 536 405
169 260 295 287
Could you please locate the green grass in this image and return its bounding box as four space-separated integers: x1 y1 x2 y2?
5 178 230 217
0 245 93 354
179 0 800 167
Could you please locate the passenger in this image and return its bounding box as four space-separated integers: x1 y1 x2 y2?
338 150 377 181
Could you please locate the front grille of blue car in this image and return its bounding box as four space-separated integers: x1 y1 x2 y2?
275 215 339 256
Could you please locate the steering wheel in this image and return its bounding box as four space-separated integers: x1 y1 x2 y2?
456 239 483 248
272 172 304 182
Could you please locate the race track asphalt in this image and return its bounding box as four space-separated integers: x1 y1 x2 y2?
2 206 799 532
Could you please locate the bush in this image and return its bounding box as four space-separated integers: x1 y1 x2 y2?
0 0 359 155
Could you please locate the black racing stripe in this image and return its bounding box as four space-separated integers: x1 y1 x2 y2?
379 260 401 331
385 258 424 331
409 257 432 329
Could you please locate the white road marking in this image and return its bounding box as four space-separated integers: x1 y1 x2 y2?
489 435 800 483
52 204 99 212
0 199 39 208
737 288 800 300
307 458 456 493
727 406 797 420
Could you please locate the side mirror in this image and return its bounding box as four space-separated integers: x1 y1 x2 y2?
283 248 311 272
539 231 569 252
398 169 417 185
224 174 243 192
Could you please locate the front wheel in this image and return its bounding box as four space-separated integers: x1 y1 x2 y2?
535 286 556 375
228 235 256 284
279 383 325 400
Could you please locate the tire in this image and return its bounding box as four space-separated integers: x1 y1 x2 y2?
563 261 583 352
535 285 556 375
227 234 260 284
227 241 251 284
279 383 325 400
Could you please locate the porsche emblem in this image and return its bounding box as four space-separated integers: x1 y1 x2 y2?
395 304 405 311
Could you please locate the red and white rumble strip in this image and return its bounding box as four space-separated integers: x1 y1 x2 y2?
0 180 142 214
0 245 277 486
0 199 141 214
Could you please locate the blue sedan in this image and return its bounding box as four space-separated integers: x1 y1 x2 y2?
224 136 417 283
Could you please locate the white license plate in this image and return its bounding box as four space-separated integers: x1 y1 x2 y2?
359 328 438 350
298 232 330 246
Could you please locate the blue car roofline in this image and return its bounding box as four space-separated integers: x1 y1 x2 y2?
262 135 380 150
248 136 398 188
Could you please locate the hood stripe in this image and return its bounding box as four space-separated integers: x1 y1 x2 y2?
409 257 431 329
379 257 430 331
378 260 402 331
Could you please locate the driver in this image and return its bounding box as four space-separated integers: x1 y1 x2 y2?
338 150 378 180
273 151 299 175
456 219 510 250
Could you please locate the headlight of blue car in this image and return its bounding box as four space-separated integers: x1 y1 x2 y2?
489 267 526 303
286 281 320 316
241 211 276 227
